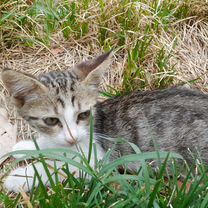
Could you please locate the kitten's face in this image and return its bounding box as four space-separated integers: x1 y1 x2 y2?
21 80 97 145
1 51 113 146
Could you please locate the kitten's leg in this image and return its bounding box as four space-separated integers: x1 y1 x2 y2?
5 144 102 192
12 137 62 158
4 160 79 193
12 140 37 158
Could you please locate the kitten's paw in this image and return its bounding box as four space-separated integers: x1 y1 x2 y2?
4 167 35 193
0 108 16 163
12 140 35 158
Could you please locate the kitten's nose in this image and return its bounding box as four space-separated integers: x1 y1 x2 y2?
66 139 77 146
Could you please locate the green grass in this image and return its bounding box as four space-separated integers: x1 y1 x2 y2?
1 141 208 207
1 0 208 207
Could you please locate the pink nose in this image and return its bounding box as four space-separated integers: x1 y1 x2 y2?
67 139 77 146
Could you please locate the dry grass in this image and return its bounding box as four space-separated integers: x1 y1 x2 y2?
173 21 208 91
187 0 208 20
0 13 208 143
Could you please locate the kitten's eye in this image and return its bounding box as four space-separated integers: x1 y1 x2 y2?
77 110 90 121
43 117 60 126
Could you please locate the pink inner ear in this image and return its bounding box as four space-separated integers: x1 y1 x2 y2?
73 50 113 81
13 94 25 108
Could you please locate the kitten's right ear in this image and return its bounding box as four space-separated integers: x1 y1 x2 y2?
1 68 48 108
72 50 113 88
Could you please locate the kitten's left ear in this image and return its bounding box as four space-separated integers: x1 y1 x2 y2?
1 69 48 108
73 50 114 87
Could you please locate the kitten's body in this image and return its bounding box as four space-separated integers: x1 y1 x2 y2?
95 88 208 165
2 51 208 192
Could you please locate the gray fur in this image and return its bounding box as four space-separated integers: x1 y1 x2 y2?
94 87 208 165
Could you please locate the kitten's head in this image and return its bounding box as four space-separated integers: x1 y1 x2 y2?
1 51 113 146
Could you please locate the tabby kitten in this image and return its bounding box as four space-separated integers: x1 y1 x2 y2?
2 51 208 193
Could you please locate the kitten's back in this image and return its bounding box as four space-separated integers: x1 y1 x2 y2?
95 87 208 165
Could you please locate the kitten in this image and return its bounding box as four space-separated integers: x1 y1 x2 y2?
1 51 208 193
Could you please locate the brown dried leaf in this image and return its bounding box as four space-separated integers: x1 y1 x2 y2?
50 48 65 56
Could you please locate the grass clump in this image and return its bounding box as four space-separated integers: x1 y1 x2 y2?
0 145 208 207
0 0 84 47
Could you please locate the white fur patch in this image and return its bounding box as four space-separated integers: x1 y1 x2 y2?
4 105 105 193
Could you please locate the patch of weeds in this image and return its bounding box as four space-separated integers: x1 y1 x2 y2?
122 39 151 93
153 47 176 89
0 0 195 48
1 143 208 207
119 38 176 95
